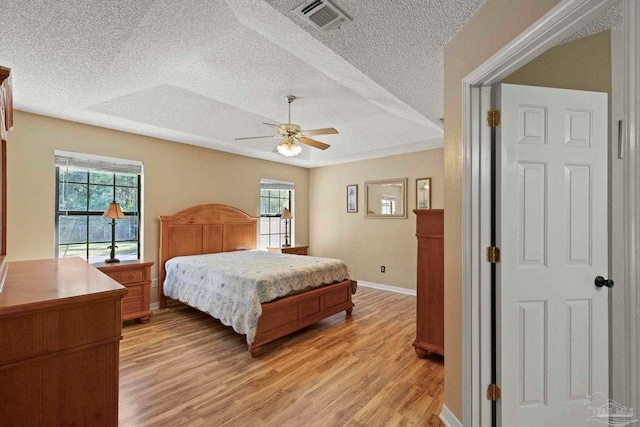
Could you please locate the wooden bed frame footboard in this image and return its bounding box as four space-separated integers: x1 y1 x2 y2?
250 279 354 356
158 204 355 356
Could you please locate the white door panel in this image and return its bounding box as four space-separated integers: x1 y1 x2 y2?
497 84 609 426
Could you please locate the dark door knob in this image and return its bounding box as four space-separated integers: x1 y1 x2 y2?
595 276 614 288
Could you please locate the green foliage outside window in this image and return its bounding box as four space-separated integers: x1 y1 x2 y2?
259 189 292 249
56 167 140 262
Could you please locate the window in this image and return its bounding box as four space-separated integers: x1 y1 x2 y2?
259 179 294 250
381 195 396 215
55 151 142 263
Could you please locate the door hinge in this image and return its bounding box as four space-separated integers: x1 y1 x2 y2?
487 246 500 263
487 110 501 128
487 383 501 401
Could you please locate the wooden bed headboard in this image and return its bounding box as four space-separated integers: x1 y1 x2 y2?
158 204 258 308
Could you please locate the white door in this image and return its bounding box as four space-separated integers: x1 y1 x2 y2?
497 83 609 426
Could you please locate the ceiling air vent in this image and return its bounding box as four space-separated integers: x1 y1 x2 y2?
294 0 352 34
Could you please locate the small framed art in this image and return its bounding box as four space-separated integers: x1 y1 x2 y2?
347 184 358 213
416 177 431 209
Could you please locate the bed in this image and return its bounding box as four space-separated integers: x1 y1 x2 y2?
158 204 355 356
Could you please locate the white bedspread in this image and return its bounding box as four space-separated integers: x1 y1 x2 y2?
163 250 352 344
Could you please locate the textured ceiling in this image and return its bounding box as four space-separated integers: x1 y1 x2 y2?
561 1 623 43
0 0 621 167
265 0 486 132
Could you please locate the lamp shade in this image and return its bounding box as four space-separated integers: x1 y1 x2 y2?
102 201 126 220
281 207 293 219
276 137 302 157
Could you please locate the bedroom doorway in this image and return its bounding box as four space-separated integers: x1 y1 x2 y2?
460 1 636 426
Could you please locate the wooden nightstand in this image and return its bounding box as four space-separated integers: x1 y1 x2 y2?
267 245 309 256
94 260 154 323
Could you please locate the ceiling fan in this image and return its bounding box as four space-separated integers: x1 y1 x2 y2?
235 95 338 157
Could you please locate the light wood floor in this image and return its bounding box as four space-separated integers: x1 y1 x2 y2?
119 286 445 427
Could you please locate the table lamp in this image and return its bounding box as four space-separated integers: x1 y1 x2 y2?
281 207 293 247
102 201 126 263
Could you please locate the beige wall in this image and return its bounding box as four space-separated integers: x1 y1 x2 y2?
7 111 310 304
503 30 612 92
309 149 444 290
7 112 442 302
443 0 563 419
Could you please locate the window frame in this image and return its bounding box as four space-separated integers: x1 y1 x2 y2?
259 187 294 249
381 195 396 215
54 161 142 262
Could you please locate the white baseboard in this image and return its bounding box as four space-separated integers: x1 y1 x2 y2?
440 405 463 427
357 280 416 296
150 302 159 310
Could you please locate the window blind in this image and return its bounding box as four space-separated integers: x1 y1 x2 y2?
54 150 142 175
260 178 294 190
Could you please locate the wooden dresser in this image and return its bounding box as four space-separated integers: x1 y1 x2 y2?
267 245 309 255
0 257 127 426
95 260 153 323
0 66 13 292
414 209 444 357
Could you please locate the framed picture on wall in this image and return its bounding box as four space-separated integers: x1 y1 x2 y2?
347 184 358 213
416 177 431 209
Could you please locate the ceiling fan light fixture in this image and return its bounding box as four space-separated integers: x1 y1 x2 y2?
276 140 302 157
236 95 335 155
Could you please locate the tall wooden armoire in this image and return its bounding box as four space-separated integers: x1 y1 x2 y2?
0 66 11 264
413 209 444 357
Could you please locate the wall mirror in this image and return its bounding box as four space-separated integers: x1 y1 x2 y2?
365 178 407 218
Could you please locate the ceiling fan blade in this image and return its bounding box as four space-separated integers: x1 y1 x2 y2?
234 135 280 140
298 136 330 150
263 122 287 135
300 127 338 136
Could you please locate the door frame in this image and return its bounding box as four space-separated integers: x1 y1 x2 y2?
460 0 638 425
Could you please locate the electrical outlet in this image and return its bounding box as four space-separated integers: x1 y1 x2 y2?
151 278 158 288
381 266 385 273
